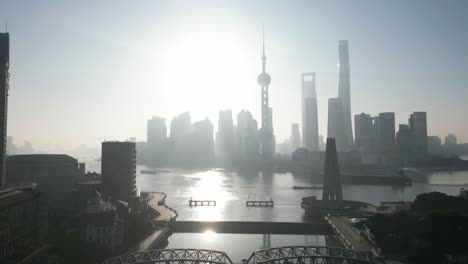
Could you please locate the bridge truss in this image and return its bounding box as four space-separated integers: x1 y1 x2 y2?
245 246 377 264
102 249 233 264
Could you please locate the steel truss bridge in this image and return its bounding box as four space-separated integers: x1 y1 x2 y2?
102 247 379 264
245 246 378 264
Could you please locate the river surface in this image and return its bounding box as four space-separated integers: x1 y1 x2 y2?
81 157 468 261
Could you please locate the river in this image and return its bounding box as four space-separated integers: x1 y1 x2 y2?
81 157 468 261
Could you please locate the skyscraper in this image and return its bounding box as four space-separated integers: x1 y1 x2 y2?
290 123 301 151
257 27 275 158
236 110 259 159
216 110 235 162
409 112 427 154
0 32 9 190
301 72 319 151
147 116 167 148
337 40 353 147
101 141 137 202
354 113 374 151
378 112 396 149
327 98 347 152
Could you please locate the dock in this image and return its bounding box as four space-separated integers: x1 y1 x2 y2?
189 199 216 206
246 199 274 207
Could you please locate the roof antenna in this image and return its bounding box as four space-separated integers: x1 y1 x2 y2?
5 20 7 32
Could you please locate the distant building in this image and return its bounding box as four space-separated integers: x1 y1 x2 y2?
190 118 215 165
427 136 442 154
409 112 427 154
444 133 458 154
327 98 348 152
101 142 137 202
354 113 374 152
301 72 319 151
216 110 235 162
147 116 167 148
396 124 416 163
378 112 395 150
6 154 81 210
170 112 191 141
338 40 354 147
445 133 457 145
236 110 259 159
290 123 301 151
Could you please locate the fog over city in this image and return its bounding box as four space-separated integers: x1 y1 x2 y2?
1 0 467 151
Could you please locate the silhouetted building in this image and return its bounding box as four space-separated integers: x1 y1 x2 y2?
0 32 9 190
444 133 458 154
322 138 343 205
101 141 137 202
327 98 348 152
290 123 301 151
338 40 353 148
78 191 124 252
409 112 427 154
302 72 319 151
236 110 259 160
147 116 166 148
170 112 191 141
0 185 47 260
6 154 81 209
216 110 235 163
445 133 457 145
190 118 215 165
427 136 442 154
378 112 395 150
396 124 416 163
257 28 275 158
354 113 374 152
147 116 167 164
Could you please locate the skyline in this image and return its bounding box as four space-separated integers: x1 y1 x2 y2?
1 0 467 150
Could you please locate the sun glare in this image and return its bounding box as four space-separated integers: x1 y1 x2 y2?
159 29 253 119
202 230 217 242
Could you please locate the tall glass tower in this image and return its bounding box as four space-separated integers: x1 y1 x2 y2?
338 40 353 148
0 32 9 190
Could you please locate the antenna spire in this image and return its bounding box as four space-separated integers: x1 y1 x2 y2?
5 20 7 33
262 24 265 58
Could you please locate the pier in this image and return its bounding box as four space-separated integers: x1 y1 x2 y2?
245 199 274 207
189 199 216 206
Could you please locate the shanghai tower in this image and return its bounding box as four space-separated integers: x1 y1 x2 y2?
0 32 9 190
338 40 353 147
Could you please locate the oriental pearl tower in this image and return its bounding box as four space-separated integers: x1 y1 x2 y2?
257 27 275 158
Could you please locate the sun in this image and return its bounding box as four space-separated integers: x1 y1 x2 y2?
158 28 255 120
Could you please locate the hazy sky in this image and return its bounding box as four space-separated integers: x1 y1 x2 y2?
1 0 467 151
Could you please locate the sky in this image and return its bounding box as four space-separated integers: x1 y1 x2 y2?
1 0 467 151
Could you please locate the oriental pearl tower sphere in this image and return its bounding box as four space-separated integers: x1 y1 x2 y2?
257 27 274 158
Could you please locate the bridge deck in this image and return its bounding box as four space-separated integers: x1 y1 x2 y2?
326 216 374 252
172 221 332 235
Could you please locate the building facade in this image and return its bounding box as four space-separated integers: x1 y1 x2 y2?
101 142 137 202
337 40 353 148
290 123 301 151
301 72 319 151
327 98 348 152
409 112 428 154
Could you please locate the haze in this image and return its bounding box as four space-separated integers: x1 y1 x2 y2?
1 0 467 151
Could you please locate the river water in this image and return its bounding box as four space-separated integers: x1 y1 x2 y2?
82 157 468 261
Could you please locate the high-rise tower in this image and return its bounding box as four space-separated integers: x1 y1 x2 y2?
302 72 319 151
338 40 353 147
257 27 274 158
0 32 9 190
